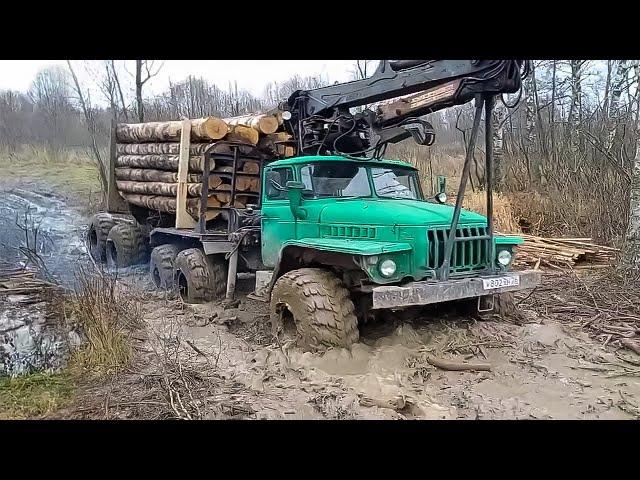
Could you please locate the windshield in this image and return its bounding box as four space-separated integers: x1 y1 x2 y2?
371 167 422 199
300 163 371 198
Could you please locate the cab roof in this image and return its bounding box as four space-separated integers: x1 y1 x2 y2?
267 155 416 170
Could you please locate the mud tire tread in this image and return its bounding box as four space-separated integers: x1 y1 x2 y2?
106 222 148 268
270 268 359 350
89 213 116 262
150 244 180 289
173 249 227 303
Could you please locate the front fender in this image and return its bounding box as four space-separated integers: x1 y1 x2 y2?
263 239 413 295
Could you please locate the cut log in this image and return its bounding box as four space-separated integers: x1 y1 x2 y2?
116 154 209 172
115 167 201 183
227 125 259 145
116 117 228 143
116 180 203 197
120 193 199 213
278 144 296 157
116 142 214 155
425 354 491 371
225 114 279 135
242 161 260 174
235 176 260 192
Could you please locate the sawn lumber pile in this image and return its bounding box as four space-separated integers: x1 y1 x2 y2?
114 113 295 220
504 234 620 270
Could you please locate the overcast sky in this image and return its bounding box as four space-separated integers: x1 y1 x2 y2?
0 60 362 99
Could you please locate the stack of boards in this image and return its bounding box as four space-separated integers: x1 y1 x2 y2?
114 113 295 221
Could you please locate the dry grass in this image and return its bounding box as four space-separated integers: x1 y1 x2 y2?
0 145 103 213
62 266 144 377
0 373 74 419
461 190 522 234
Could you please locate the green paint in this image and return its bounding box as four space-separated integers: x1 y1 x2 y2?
261 156 522 282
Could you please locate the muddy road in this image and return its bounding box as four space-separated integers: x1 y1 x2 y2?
2 179 639 419
0 179 88 285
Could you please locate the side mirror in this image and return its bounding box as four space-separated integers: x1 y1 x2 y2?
434 175 447 204
286 181 307 220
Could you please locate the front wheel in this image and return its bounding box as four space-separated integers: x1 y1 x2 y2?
270 268 359 350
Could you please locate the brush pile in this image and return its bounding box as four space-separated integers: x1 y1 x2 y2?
520 270 640 356
506 234 620 270
115 112 294 220
0 262 59 298
1 262 68 376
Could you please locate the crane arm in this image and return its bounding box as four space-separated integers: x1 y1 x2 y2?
282 60 528 157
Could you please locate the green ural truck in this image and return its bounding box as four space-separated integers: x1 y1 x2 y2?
88 60 540 349
258 155 538 347
91 147 539 350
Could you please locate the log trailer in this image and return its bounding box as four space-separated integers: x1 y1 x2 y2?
88 60 541 349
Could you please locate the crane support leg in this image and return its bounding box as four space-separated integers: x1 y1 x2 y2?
440 94 485 280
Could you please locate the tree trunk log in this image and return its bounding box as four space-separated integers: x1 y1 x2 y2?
116 154 210 172
235 176 260 192
227 125 259 145
426 355 491 371
242 160 260 174
116 142 214 155
115 167 200 183
120 193 200 213
226 114 279 134
117 180 204 197
116 117 228 143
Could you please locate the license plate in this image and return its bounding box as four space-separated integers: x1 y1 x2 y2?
482 275 520 290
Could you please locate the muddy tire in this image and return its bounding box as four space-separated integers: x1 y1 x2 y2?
106 222 148 268
88 213 116 263
270 268 359 350
173 248 227 304
150 244 180 289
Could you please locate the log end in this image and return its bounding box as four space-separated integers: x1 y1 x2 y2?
203 117 230 140
258 116 280 135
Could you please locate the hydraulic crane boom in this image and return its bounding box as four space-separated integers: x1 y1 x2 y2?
282 60 528 157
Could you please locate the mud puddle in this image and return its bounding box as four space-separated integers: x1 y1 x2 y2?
1 182 88 375
0 184 88 285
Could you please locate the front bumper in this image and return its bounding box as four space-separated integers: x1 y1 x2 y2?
371 270 541 309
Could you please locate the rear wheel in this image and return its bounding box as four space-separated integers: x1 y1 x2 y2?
88 213 116 263
150 244 180 289
173 249 227 303
270 268 359 350
106 222 148 268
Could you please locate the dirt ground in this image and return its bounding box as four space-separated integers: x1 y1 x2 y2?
2 178 640 420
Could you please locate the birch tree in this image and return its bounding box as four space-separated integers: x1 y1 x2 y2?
623 60 640 269
607 60 629 152
492 98 508 191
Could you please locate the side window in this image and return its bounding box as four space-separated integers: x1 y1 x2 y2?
265 167 294 200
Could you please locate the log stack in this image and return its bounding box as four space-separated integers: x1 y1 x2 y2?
114 112 296 222
498 234 620 270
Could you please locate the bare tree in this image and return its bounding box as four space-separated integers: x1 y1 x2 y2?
67 61 108 193
27 66 73 155
135 60 164 122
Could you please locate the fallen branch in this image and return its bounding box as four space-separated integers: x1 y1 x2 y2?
426 354 491 371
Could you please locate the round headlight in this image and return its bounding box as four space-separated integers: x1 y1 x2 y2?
281 111 292 120
497 250 512 266
379 259 397 278
436 192 447 204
